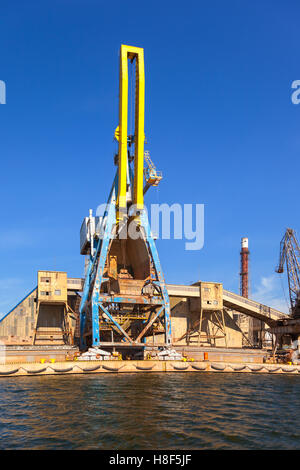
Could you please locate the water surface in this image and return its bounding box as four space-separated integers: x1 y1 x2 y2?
0 372 299 449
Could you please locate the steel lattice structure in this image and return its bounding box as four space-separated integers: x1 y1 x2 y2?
276 228 300 317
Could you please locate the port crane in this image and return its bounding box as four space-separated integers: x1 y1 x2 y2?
276 228 300 318
269 228 300 358
79 45 171 352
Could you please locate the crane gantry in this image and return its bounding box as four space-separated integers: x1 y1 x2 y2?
276 228 300 318
79 45 171 352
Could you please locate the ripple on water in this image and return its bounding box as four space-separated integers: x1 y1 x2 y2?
0 373 300 449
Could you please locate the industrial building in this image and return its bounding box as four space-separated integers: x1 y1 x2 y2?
0 272 81 346
0 270 286 362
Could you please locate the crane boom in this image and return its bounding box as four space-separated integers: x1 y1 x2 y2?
276 228 300 317
117 45 145 222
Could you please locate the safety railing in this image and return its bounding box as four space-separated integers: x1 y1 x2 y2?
223 289 287 319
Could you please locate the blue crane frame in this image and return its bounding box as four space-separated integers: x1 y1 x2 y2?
79 172 172 349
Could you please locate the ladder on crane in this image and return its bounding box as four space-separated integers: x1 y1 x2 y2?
143 150 162 194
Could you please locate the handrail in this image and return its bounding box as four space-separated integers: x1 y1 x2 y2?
223 289 286 319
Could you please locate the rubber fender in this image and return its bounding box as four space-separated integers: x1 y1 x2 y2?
102 365 120 372
191 364 207 371
172 364 189 371
211 363 226 371
0 368 19 375
26 368 47 374
81 365 101 372
51 367 74 373
135 365 154 371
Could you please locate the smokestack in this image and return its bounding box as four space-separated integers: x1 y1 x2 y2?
240 237 249 298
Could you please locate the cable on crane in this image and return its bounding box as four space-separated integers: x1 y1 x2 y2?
279 272 290 313
129 59 133 142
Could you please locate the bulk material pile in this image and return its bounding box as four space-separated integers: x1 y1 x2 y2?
78 347 112 361
158 348 182 361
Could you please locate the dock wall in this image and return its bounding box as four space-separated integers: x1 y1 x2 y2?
0 360 299 378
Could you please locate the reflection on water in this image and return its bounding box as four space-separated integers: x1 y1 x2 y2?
0 372 300 449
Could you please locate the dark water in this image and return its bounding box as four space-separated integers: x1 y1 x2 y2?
1 372 300 449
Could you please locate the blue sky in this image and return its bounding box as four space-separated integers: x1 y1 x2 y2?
0 0 299 317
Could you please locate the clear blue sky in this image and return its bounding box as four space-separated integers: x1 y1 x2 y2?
0 0 299 316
